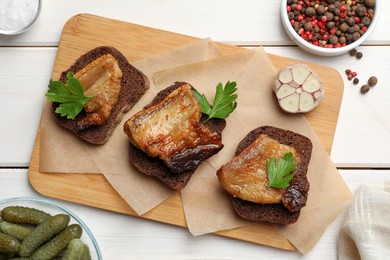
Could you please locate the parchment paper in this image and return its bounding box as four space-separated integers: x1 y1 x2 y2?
39 39 223 214
153 48 353 254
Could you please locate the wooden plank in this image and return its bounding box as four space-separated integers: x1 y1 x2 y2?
29 14 344 251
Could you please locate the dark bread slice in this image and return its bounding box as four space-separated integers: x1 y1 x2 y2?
128 82 226 190
53 46 150 144
230 126 312 224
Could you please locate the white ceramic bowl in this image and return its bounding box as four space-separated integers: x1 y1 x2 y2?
280 0 380 56
0 197 102 260
0 0 42 35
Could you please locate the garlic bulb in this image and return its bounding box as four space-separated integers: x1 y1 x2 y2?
273 64 324 113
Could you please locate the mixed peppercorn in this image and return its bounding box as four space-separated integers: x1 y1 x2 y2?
286 0 376 48
345 61 378 94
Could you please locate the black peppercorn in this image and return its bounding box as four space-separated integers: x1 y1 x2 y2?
329 35 339 45
353 78 359 84
316 5 325 15
305 7 316 16
360 84 370 94
304 22 313 31
353 24 360 32
346 17 356 26
361 17 371 27
339 23 349 32
352 32 361 42
356 52 363 59
347 27 355 34
327 21 336 30
356 6 366 17
368 76 378 86
346 34 353 43
365 0 376 8
324 12 334 21
349 49 358 56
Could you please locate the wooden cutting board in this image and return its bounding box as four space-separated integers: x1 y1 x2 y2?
29 14 343 251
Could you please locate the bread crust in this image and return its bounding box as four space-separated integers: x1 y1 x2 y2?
52 46 150 144
128 82 226 190
230 126 312 224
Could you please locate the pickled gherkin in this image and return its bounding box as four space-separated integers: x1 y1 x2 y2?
0 232 20 254
19 214 70 257
1 207 50 226
29 224 82 260
62 238 85 260
0 221 32 241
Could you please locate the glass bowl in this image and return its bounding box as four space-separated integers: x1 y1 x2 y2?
0 0 42 35
0 197 102 260
280 0 381 56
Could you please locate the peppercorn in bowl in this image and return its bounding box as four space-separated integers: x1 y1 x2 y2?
0 197 102 259
281 0 380 56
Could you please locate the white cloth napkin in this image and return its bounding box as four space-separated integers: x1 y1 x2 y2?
338 181 390 260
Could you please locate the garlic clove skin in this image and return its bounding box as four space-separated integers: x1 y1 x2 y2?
273 64 324 113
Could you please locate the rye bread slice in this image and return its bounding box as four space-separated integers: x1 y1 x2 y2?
230 126 312 224
52 46 150 144
128 82 226 190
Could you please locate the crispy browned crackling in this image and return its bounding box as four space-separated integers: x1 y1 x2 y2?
124 83 223 173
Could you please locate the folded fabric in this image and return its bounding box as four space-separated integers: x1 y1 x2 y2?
338 181 390 260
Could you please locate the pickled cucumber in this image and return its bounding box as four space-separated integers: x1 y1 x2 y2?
0 232 20 254
1 207 50 225
0 221 32 241
30 224 82 260
19 214 70 257
62 238 85 260
82 243 92 260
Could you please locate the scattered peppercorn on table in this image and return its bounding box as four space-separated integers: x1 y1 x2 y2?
0 1 389 259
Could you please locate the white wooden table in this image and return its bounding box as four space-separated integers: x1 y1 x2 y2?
0 1 389 259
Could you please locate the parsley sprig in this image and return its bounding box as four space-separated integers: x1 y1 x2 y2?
266 152 297 189
45 72 93 120
193 81 238 124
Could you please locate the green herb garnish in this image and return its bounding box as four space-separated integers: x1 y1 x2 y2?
266 152 297 189
193 81 238 124
45 72 93 120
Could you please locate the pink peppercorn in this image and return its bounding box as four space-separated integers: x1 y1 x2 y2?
355 17 360 23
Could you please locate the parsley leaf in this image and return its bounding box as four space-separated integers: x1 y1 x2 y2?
45 72 93 120
193 81 238 124
266 152 297 189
